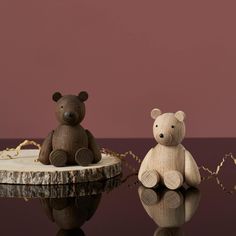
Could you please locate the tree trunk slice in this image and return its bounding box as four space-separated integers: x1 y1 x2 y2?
0 150 121 185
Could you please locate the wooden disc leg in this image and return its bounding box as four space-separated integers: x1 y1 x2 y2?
163 170 183 190
75 148 94 166
141 170 160 188
49 150 68 167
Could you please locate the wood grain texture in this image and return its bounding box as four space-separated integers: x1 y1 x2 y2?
141 170 160 188
138 110 201 190
163 170 183 190
138 143 201 189
51 124 89 165
0 150 121 185
39 93 101 167
138 144 185 189
185 150 201 187
138 148 153 180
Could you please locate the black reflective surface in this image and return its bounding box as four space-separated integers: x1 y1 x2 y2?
0 139 235 235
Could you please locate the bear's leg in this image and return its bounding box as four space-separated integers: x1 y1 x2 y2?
75 148 94 166
49 149 68 167
140 170 160 188
163 170 183 190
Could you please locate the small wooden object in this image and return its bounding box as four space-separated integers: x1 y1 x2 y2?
38 91 102 167
163 170 183 190
138 109 201 189
141 170 160 188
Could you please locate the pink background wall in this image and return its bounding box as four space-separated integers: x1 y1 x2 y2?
0 0 236 138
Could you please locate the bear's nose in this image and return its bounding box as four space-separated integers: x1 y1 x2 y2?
159 133 164 138
64 112 75 120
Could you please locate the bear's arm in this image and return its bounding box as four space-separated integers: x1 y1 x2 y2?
138 148 154 181
85 129 102 163
38 131 54 165
184 150 201 187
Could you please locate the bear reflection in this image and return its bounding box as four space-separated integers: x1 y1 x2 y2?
138 186 201 236
41 194 101 236
39 177 121 236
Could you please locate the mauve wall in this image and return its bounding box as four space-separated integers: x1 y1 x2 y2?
0 0 236 138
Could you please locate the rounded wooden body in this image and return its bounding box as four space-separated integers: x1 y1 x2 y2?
152 144 185 182
53 125 88 164
138 143 201 189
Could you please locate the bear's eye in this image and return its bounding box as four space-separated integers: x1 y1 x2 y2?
60 106 63 109
171 125 175 128
155 124 158 127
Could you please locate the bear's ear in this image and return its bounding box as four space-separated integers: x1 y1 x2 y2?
78 91 88 102
175 111 186 122
151 108 162 119
52 92 62 102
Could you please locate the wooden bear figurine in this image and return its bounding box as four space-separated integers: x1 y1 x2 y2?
138 186 201 236
38 91 101 167
138 109 201 189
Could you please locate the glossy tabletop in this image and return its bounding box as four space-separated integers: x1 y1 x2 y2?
0 138 235 236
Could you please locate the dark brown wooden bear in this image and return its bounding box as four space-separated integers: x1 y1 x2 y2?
38 91 101 167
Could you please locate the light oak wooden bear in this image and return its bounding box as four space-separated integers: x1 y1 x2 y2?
138 109 201 190
38 91 101 167
138 186 201 236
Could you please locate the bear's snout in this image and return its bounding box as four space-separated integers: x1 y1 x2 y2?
63 111 76 123
159 133 164 138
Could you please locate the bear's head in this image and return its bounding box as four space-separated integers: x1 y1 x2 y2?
151 108 186 146
52 91 88 126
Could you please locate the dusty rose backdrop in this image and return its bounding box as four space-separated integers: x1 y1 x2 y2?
0 0 236 138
